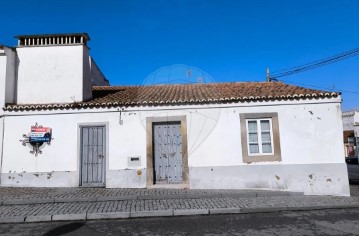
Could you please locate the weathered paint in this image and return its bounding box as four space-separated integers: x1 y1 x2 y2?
153 122 183 184
106 169 146 188
1 171 79 187
16 45 85 104
15 45 107 104
0 98 349 195
189 163 350 196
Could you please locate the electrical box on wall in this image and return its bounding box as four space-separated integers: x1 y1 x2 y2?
128 156 141 167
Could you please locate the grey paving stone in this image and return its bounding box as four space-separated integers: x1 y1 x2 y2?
2 199 30 205
52 213 87 221
7 198 55 205
25 215 52 222
209 208 242 214
173 209 209 216
0 187 307 205
130 210 174 218
224 192 256 198
0 187 357 224
98 196 135 201
54 198 97 203
87 212 130 220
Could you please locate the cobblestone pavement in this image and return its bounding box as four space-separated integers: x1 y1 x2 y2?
0 186 357 223
0 187 301 205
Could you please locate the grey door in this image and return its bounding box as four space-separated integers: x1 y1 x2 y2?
80 126 105 187
153 122 183 184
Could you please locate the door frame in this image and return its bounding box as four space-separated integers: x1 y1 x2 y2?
146 116 189 187
78 122 109 187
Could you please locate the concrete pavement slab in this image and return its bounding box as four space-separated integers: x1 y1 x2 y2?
25 215 52 222
0 216 25 223
173 209 209 216
130 210 174 218
209 208 242 214
87 212 130 220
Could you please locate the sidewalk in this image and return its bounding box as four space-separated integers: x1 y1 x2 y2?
0 187 358 223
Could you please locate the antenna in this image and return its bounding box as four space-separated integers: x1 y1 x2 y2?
266 67 271 82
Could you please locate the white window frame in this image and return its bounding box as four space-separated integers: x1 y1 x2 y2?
246 118 274 156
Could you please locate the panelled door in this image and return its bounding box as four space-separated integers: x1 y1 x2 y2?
80 126 106 187
153 122 183 184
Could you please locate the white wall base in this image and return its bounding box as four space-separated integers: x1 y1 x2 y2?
106 169 146 188
189 163 350 196
1 171 79 187
0 164 350 197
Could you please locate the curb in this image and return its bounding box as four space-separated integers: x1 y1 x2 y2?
0 204 359 224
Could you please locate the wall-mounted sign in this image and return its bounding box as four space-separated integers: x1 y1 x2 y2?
29 126 52 143
20 123 54 156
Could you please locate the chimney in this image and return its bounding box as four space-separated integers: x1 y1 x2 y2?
15 33 90 47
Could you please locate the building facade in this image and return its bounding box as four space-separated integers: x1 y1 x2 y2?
343 110 359 158
0 33 350 196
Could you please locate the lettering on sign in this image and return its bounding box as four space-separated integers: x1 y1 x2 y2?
19 123 54 156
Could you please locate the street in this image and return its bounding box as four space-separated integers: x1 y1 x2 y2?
351 183 359 196
0 207 358 235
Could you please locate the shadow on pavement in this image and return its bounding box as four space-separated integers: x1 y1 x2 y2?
42 222 85 236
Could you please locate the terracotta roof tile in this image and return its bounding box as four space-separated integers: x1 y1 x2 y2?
90 82 338 104
5 82 340 111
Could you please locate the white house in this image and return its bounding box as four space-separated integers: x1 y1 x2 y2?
0 33 350 196
343 110 359 158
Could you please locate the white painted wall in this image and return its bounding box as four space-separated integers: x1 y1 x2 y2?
0 98 350 195
82 46 92 101
0 47 16 108
343 111 355 131
0 50 6 109
16 45 86 104
0 47 16 181
342 110 359 158
0 49 6 186
4 48 16 105
90 57 109 86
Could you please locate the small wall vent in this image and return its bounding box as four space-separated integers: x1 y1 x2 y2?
128 156 141 167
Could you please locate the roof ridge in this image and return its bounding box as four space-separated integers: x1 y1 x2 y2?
93 81 283 90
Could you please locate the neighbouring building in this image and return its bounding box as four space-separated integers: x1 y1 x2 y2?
0 33 350 196
342 110 359 158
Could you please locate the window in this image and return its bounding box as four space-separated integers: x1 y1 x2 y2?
240 113 281 163
247 119 273 155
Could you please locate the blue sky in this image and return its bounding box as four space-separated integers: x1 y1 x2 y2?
1 0 358 110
